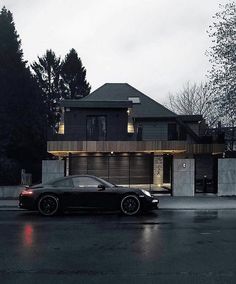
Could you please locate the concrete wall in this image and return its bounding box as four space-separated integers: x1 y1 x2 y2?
0 186 24 199
153 155 163 185
218 159 236 196
173 158 195 196
42 160 65 184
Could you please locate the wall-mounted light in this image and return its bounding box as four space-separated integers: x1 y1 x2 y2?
182 163 186 168
111 151 114 155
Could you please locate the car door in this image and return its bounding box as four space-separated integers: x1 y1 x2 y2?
71 176 102 208
71 176 119 209
93 185 120 210
85 176 120 209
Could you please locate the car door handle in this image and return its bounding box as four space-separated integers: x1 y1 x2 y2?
98 188 105 191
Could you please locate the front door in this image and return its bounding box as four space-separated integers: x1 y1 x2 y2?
195 155 218 194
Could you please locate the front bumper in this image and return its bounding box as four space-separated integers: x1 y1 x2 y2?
19 195 36 210
150 199 159 209
141 197 159 210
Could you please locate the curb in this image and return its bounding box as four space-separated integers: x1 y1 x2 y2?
1 207 236 212
0 208 23 211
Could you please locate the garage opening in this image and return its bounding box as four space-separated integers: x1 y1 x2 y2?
69 153 153 186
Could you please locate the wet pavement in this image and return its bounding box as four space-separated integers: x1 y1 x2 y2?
1 210 236 284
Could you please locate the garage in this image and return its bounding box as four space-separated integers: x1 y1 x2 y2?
69 153 153 185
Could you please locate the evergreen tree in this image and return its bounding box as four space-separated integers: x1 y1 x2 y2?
0 7 47 184
207 2 236 126
31 50 62 130
61 48 91 99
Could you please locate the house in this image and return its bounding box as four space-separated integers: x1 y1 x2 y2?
46 83 225 195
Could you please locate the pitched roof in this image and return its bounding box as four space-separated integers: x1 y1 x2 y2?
81 83 176 118
61 100 132 109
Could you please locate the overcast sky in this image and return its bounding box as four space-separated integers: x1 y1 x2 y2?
1 0 230 103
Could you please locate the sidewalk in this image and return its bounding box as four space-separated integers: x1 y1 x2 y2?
1 196 236 211
156 196 236 210
0 199 20 210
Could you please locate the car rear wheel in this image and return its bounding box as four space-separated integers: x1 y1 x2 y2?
121 195 140 216
38 195 59 216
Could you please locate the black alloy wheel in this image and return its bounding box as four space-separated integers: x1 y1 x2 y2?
38 195 59 216
121 195 140 216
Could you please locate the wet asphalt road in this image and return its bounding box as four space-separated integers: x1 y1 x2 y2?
1 210 236 284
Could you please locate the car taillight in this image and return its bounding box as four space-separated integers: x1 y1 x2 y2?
21 190 33 196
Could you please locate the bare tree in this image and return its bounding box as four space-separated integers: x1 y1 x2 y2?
167 82 219 126
207 2 236 127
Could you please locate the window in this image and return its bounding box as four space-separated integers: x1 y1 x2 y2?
127 117 134 133
168 123 178 140
179 126 187 140
53 178 73 187
86 116 107 141
137 125 143 141
57 109 64 134
72 177 101 188
58 123 64 134
128 97 140 104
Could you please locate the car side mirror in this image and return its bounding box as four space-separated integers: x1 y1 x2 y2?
98 184 105 191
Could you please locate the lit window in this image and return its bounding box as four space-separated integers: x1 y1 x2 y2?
127 117 134 133
58 110 65 134
128 97 140 104
58 123 64 134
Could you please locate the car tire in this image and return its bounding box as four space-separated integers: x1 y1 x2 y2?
120 195 140 216
38 194 59 216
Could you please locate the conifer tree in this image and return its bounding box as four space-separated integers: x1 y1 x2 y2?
0 7 47 184
31 49 62 130
61 48 91 99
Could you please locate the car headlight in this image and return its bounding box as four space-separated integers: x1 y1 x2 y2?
141 189 152 197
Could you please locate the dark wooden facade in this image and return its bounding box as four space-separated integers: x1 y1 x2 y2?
69 153 153 185
47 140 225 156
64 108 130 141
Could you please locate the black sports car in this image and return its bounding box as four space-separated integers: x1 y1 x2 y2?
19 175 159 216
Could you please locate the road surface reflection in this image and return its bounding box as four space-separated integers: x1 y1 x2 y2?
22 223 34 247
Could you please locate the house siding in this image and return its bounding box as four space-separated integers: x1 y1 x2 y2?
140 121 168 140
64 108 129 141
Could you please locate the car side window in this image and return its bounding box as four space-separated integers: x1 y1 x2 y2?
72 177 101 188
53 178 73 187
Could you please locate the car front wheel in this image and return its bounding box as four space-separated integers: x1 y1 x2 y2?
121 195 140 216
38 195 59 216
